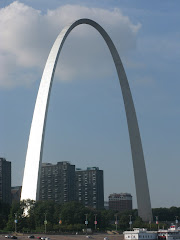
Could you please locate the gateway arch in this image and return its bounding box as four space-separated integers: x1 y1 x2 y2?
21 18 152 221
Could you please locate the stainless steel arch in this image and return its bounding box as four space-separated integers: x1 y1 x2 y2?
21 18 152 221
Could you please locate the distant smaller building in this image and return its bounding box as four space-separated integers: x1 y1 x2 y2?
0 158 11 204
11 186 22 202
109 193 132 212
104 201 109 210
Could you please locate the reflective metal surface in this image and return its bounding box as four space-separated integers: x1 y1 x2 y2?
21 19 152 221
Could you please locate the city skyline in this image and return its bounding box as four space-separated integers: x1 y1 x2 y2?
1 0 180 209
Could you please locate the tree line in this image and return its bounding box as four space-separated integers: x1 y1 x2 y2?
0 200 180 233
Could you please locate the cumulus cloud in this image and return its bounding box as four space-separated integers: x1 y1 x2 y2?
0 1 141 88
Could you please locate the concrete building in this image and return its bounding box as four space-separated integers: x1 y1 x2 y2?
76 167 104 209
39 161 75 203
109 193 132 212
0 158 11 204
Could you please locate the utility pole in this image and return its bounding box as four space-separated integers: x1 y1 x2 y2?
14 213 17 233
175 216 178 228
156 216 159 230
59 214 62 232
44 213 47 233
149 220 151 231
114 214 118 231
85 214 88 234
129 215 132 230
94 214 97 231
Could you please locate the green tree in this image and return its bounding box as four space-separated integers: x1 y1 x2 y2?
0 201 10 230
60 202 87 225
118 213 130 231
133 216 143 228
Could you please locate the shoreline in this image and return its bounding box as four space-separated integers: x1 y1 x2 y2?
0 234 124 240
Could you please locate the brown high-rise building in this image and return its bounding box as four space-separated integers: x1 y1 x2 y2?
76 167 104 209
39 161 75 203
109 193 132 212
0 158 11 204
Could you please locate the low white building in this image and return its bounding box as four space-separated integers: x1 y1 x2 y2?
124 228 157 240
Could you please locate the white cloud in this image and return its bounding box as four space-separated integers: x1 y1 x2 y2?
0 1 141 88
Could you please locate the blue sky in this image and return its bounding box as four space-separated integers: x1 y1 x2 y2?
0 0 180 210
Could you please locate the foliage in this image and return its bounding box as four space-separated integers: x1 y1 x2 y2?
153 207 180 222
1 201 180 232
0 201 11 230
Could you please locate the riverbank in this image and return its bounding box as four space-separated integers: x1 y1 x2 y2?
0 234 124 240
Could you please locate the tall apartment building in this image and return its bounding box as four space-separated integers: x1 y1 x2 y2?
76 167 104 209
0 158 11 204
39 161 75 203
109 193 132 212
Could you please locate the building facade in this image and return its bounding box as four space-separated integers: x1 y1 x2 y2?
11 186 22 202
39 161 75 203
109 193 132 212
0 158 11 204
76 167 104 209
